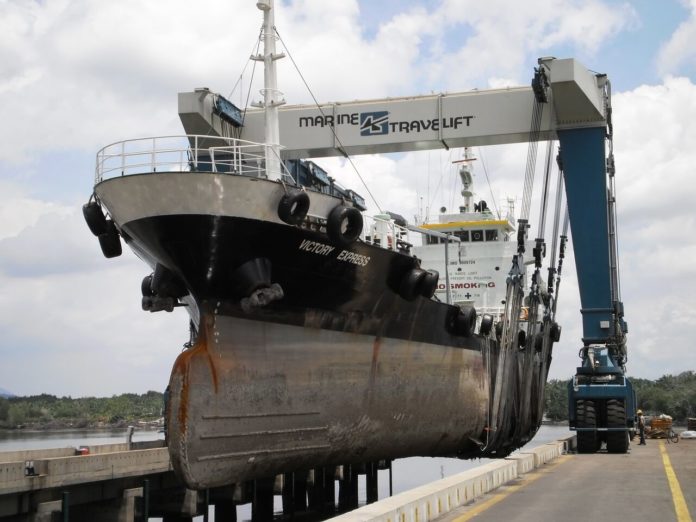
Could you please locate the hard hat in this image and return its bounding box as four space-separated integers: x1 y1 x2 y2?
637 409 643 414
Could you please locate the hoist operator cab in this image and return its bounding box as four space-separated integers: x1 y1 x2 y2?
568 345 636 454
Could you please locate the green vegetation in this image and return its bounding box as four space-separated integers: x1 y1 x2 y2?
2 373 694 430
0 391 164 430
545 371 696 423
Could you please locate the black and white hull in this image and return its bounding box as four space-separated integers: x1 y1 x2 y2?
92 169 553 488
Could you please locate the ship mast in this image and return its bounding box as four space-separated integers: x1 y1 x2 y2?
255 0 285 181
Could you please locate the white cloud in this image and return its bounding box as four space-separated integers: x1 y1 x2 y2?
657 0 696 75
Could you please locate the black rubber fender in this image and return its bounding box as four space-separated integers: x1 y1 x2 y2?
98 219 122 258
518 330 527 349
327 205 363 247
152 263 187 298
141 274 155 297
550 321 561 342
418 269 439 298
452 305 477 337
479 313 494 336
399 268 426 301
278 191 310 225
83 201 107 236
495 321 503 340
534 332 544 352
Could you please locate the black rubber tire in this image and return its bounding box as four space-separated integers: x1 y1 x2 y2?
518 330 527 349
141 274 154 297
479 314 494 336
418 270 439 298
327 205 363 246
576 400 598 454
152 263 187 298
550 321 561 342
83 201 107 236
278 191 310 225
453 306 477 337
98 220 122 258
534 333 544 352
399 268 426 301
606 399 629 453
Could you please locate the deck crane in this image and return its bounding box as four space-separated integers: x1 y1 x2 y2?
179 56 633 453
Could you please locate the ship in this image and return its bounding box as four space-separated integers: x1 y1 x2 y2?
83 0 559 489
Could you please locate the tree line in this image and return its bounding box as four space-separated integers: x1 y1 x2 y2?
545 371 696 423
0 391 164 429
1 373 694 430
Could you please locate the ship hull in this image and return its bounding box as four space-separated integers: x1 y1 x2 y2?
168 311 489 488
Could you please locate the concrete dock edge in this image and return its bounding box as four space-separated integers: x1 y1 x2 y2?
328 436 575 522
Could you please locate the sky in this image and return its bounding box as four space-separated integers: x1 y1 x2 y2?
1 0 696 397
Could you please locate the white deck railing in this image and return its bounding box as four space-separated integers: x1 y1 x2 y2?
94 135 294 184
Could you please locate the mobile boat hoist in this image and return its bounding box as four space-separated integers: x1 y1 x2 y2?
86 6 631 496
184 56 633 455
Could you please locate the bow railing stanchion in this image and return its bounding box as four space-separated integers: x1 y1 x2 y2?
121 141 125 176
152 137 157 172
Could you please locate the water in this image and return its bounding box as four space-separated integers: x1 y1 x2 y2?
0 425 571 521
0 428 163 451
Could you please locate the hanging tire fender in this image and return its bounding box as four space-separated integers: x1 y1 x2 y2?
141 274 155 297
327 205 363 247
479 313 494 336
418 270 439 298
98 219 122 258
278 191 310 225
550 321 561 342
83 201 107 236
398 268 426 301
450 305 477 337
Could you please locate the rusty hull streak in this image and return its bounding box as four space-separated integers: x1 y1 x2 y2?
170 314 219 430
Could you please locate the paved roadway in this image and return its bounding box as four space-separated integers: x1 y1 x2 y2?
439 440 695 522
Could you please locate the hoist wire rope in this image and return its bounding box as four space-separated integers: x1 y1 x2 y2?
274 27 383 213
548 161 565 271
427 150 448 218
520 100 544 220
449 149 458 215
550 208 570 316
476 147 500 219
536 140 555 239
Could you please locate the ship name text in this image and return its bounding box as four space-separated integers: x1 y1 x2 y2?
299 239 335 256
336 250 371 267
298 239 371 266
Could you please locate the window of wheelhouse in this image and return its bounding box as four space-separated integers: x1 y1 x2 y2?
471 230 484 242
454 230 469 241
485 230 498 242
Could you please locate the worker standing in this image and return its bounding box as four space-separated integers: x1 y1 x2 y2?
637 409 646 445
